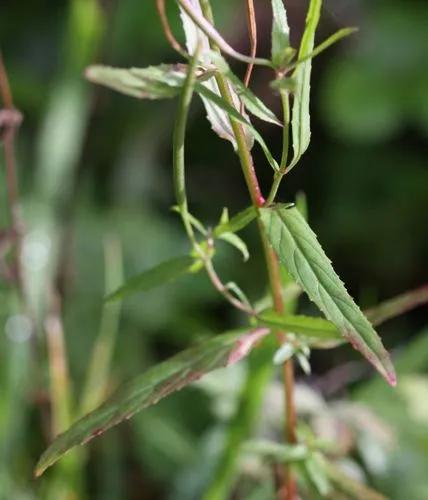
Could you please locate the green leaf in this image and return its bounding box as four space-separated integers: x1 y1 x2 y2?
35 327 271 476
287 0 322 171
214 206 257 236
179 2 255 150
365 285 428 326
85 64 185 99
288 27 358 71
243 439 309 462
106 255 197 302
270 76 297 93
323 460 387 500
198 77 254 150
259 205 396 385
210 52 282 126
304 453 331 497
218 232 250 262
86 64 279 169
258 310 340 340
270 0 290 67
195 81 279 171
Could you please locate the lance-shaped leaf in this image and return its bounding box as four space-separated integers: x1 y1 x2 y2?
86 64 279 171
243 439 309 462
287 0 322 171
323 461 387 500
365 284 428 326
271 0 290 67
213 206 257 237
259 205 396 385
106 255 197 302
209 52 282 126
35 327 271 476
218 232 250 262
194 82 279 171
85 64 185 99
258 310 341 341
287 27 358 71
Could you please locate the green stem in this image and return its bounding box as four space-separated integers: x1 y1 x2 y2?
279 90 290 170
200 2 297 498
177 0 271 68
266 89 290 205
172 44 200 244
203 339 277 500
172 44 253 315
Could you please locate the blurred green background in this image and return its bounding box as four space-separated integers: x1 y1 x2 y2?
0 0 427 499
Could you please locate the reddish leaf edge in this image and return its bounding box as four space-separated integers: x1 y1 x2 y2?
35 327 270 477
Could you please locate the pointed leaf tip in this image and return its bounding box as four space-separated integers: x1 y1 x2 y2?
34 328 271 476
260 205 396 384
106 255 195 302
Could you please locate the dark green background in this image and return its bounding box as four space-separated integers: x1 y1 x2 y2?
1 1 427 499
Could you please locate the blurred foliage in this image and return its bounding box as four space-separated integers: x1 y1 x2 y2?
0 0 426 499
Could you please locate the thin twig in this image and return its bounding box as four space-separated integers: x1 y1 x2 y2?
156 0 188 58
172 42 255 316
198 3 297 499
178 0 271 67
240 0 257 115
243 0 257 88
203 255 255 315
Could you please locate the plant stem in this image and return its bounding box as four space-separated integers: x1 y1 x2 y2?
203 339 277 500
206 68 264 207
243 0 257 89
266 89 290 205
199 3 297 498
177 0 271 67
204 257 254 315
172 44 200 245
172 43 254 315
156 0 188 58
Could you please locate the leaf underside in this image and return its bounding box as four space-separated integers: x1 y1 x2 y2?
35 328 270 476
85 64 184 99
179 0 254 149
260 205 396 385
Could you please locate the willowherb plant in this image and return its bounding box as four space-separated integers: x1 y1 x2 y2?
33 0 428 497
